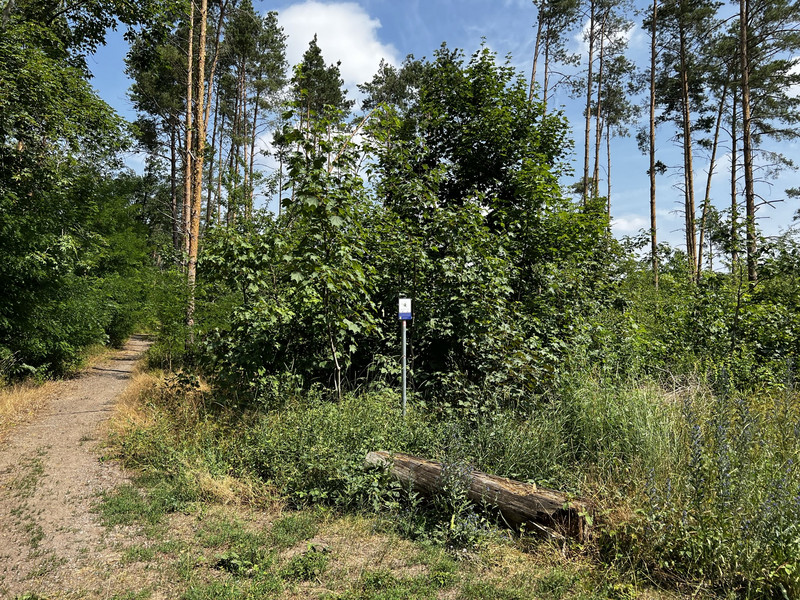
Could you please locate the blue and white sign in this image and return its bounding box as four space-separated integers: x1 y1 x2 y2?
399 298 412 321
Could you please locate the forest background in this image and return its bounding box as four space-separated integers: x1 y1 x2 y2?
2 0 800 597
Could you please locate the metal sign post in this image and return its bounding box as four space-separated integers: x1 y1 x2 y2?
398 298 412 417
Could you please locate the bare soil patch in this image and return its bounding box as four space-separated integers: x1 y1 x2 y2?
0 335 152 598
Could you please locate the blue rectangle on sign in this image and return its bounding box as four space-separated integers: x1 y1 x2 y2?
399 312 412 320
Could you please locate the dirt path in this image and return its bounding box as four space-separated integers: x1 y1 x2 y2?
0 335 151 599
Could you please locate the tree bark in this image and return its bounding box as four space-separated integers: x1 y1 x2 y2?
649 0 659 289
183 0 195 264
170 123 180 255
582 0 596 204
697 84 727 279
592 11 607 199
365 451 592 540
739 0 757 284
679 22 697 280
187 0 208 335
202 0 228 232
730 90 740 267
530 6 544 102
249 87 263 210
206 79 220 230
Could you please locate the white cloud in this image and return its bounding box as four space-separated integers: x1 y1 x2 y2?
278 1 400 98
611 213 648 234
788 59 800 98
572 16 635 60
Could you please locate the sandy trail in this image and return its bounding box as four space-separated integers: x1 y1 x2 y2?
0 335 151 598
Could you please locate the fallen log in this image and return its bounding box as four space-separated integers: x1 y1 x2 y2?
365 451 592 540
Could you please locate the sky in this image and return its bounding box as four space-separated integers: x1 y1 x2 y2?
87 0 800 250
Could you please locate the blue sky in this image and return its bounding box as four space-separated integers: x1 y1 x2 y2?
88 0 800 250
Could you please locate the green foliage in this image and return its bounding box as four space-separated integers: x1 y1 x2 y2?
0 14 160 377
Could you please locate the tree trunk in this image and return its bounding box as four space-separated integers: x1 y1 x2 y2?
183 0 195 264
249 88 262 210
530 8 544 102
365 451 592 540
679 23 697 280
606 119 611 216
202 0 227 232
730 90 740 268
739 0 757 284
206 79 220 230
697 84 727 280
217 111 225 224
582 0 596 204
187 0 208 335
592 11 607 199
239 64 250 219
649 0 659 289
170 123 180 256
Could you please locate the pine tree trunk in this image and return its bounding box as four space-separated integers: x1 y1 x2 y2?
592 12 607 197
679 23 697 280
606 120 611 216
730 91 740 268
201 1 227 231
530 9 544 102
697 85 726 280
183 0 195 265
217 112 225 224
739 0 757 284
582 0 596 204
649 0 659 289
206 80 220 229
170 123 181 256
543 39 551 112
187 0 208 335
249 88 262 211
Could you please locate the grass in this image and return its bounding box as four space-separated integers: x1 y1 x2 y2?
0 381 55 440
93 482 666 600
102 367 800 598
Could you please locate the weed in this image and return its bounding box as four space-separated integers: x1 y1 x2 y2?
9 453 46 499
95 484 162 527
280 547 329 582
268 513 317 549
109 591 152 600
121 544 156 564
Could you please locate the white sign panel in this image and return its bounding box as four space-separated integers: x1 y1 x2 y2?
398 298 412 320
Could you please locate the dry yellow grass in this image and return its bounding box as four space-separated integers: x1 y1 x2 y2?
0 380 57 440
